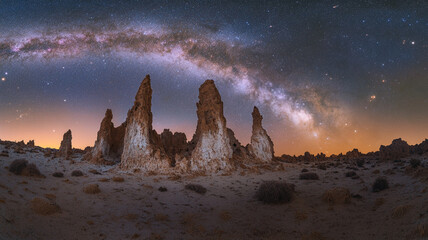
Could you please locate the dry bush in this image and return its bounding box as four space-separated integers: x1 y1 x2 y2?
88 169 101 175
158 186 167 192
44 193 56 200
372 169 380 174
9 159 28 175
112 176 125 182
372 198 385 211
322 187 351 205
31 197 61 215
168 174 181 181
98 178 110 182
392 204 412 218
185 184 207 194
416 224 428 237
345 171 357 177
52 172 64 178
21 163 44 177
295 211 308 221
255 181 295 204
372 177 389 192
71 170 83 177
299 172 319 180
83 184 101 194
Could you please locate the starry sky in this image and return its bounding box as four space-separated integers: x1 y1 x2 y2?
0 0 427 155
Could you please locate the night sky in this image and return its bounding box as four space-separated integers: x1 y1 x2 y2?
0 0 427 155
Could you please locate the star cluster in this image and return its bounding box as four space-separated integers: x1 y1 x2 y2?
0 0 427 155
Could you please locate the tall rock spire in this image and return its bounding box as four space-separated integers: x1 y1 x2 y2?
120 75 171 171
248 106 274 162
88 109 126 164
58 129 72 158
189 80 234 172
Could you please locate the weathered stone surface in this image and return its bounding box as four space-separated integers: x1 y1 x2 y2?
89 109 126 164
248 106 274 162
120 75 171 172
160 129 188 166
379 138 410 160
345 149 362 159
58 130 72 158
189 80 234 172
26 140 35 147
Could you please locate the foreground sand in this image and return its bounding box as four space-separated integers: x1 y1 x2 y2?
1 144 427 240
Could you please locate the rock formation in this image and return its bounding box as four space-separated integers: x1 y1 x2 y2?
189 80 234 172
27 140 35 147
160 129 188 166
120 75 171 171
379 138 410 160
248 106 274 162
88 109 126 164
58 130 72 158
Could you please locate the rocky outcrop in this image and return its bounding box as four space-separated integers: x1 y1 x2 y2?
27 140 35 147
89 109 126 164
58 130 72 158
379 138 410 160
160 129 188 166
248 107 274 162
345 149 362 159
120 75 171 171
189 80 234 172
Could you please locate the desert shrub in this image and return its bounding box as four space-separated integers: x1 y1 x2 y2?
372 177 389 192
71 170 83 177
21 163 44 177
410 159 421 168
255 181 295 204
83 184 101 194
52 172 64 178
158 187 167 192
392 205 412 218
9 159 28 175
31 197 61 215
112 176 124 182
345 171 356 177
185 184 207 194
89 169 101 175
299 172 319 180
301 168 309 173
322 187 351 205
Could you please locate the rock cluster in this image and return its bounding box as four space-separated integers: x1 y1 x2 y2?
379 138 410 160
84 75 275 174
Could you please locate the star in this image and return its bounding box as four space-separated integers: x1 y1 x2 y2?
1 77 5 82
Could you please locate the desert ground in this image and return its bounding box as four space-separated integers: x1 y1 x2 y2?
1 142 428 240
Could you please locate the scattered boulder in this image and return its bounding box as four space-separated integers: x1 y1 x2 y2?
322 187 351 205
256 181 294 204
185 184 207 194
372 177 389 192
31 197 61 215
71 170 83 177
83 184 101 194
52 172 64 178
299 172 319 180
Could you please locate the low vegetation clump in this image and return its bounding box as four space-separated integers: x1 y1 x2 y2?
372 177 389 192
158 187 167 192
31 197 61 215
322 187 351 205
255 181 295 204
410 159 421 168
9 159 44 177
345 171 357 177
71 170 83 177
392 204 412 218
185 184 207 194
356 159 365 167
299 172 319 180
83 184 101 194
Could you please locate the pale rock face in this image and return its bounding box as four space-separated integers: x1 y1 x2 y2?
189 80 234 172
89 109 125 164
58 130 72 158
249 107 274 163
120 75 171 172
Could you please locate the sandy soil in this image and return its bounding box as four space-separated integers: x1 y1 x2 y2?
1 143 428 240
